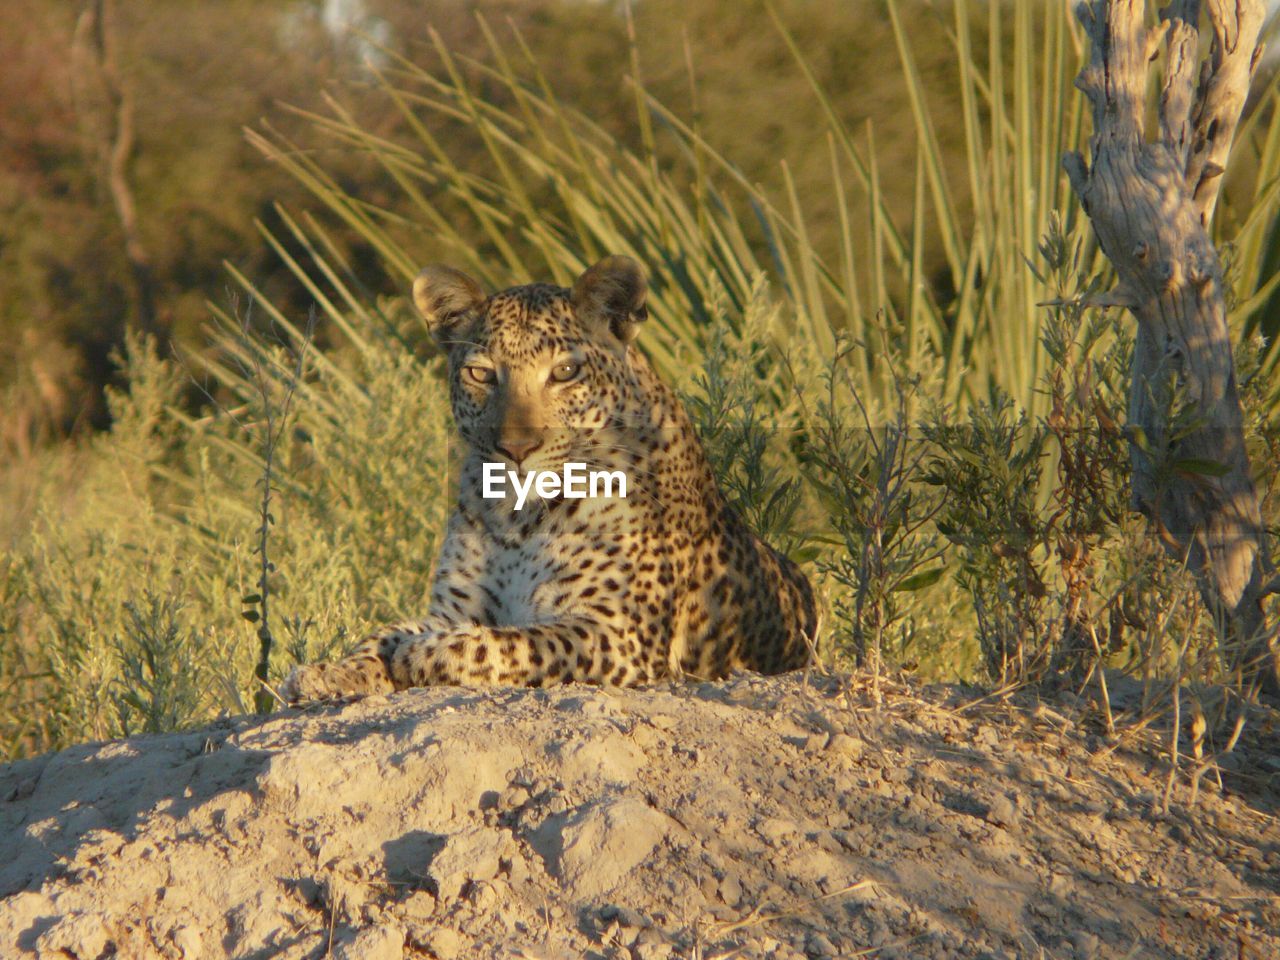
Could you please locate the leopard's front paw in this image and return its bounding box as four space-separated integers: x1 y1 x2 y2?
280 663 349 704
280 658 396 704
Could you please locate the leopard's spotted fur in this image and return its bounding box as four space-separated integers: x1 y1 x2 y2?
282 256 815 700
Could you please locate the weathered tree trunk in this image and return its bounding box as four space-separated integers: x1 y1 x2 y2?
1063 0 1278 694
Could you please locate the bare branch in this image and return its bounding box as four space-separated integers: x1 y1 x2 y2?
1073 1 1151 142
71 0 161 341
1158 0 1201 167
1186 0 1267 224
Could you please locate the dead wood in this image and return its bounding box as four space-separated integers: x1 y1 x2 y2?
1063 0 1277 693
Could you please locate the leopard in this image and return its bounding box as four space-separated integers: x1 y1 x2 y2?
281 255 815 701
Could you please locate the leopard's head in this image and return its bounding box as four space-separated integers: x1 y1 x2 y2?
412 256 652 474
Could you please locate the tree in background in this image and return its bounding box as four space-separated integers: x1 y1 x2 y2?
0 0 353 442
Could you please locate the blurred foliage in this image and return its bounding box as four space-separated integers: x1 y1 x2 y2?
0 0 974 454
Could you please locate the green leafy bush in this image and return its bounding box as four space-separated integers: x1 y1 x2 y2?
0 315 453 756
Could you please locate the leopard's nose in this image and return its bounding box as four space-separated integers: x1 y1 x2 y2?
496 436 543 464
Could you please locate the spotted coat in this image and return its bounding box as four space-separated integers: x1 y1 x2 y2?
281 256 815 700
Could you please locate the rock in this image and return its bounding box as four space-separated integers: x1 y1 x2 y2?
399 890 436 920
757 817 798 844
427 827 511 901
548 737 645 786
554 695 606 715
34 911 110 960
534 799 676 899
467 880 499 912
171 925 202 958
975 725 1000 747
0 893 54 948
699 873 718 901
225 893 285 954
254 744 374 818
502 785 530 809
881 765 909 784
826 734 864 761
805 930 838 957
1071 930 1100 960
985 795 1018 829
719 873 743 907
422 927 464 960
600 904 647 928
784 847 852 889
327 873 371 924
804 732 830 752
634 941 673 960
333 925 404 960
505 854 530 884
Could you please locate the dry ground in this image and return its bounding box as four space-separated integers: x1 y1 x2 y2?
1 673 1277 960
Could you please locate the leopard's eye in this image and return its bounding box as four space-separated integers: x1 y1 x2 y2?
464 365 496 385
550 361 581 383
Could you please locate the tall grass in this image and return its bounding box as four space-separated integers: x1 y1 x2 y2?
247 3 1280 417
2 0 1277 758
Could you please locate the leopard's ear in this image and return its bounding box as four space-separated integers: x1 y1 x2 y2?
412 265 486 343
571 256 648 348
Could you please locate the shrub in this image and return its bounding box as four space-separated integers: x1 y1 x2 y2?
0 311 453 755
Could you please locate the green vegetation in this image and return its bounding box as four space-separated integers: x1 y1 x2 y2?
1 1 1277 759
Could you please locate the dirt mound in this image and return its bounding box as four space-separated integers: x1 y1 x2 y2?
1 675 1277 959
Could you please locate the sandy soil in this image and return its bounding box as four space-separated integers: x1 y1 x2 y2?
1 673 1277 960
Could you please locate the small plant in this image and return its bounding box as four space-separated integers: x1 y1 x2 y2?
109 595 206 736
924 393 1049 684
920 212 1247 698
922 214 1139 688
1032 212 1132 679
0 552 47 757
219 300 316 713
679 279 813 560
797 331 946 683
